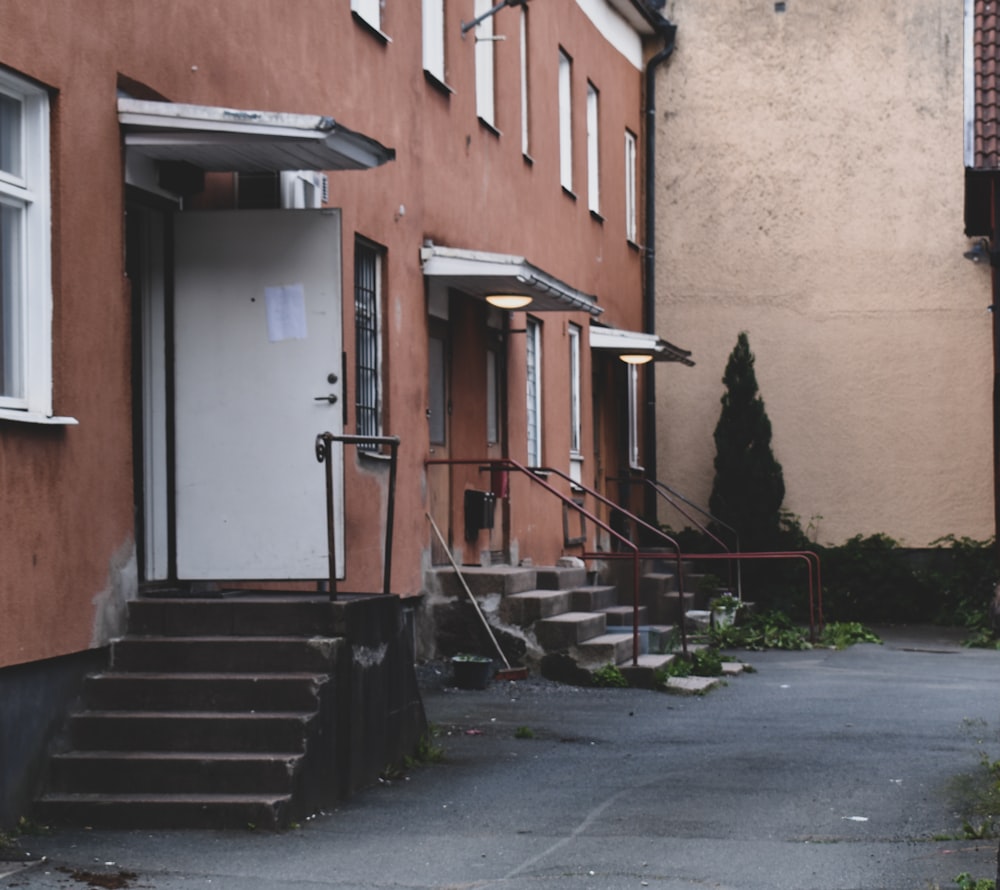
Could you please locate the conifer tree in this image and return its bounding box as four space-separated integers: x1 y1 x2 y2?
709 332 785 552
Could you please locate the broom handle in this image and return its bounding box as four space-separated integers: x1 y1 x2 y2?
426 512 512 670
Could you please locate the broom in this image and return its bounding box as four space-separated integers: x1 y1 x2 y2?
426 513 529 681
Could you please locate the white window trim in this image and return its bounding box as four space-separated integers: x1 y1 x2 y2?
0 70 70 425
351 0 390 40
568 324 581 456
625 129 637 243
474 0 496 127
558 49 573 192
422 0 446 83
586 83 600 214
520 7 530 157
627 363 641 470
526 317 542 467
354 240 384 447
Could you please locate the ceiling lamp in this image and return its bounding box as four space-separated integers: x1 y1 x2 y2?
485 294 533 310
619 353 654 365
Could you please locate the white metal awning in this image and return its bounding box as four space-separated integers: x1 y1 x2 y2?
420 244 602 316
589 324 694 365
118 98 395 172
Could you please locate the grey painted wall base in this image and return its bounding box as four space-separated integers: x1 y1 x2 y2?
0 649 107 828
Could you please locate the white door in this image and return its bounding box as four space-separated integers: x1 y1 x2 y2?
173 209 344 580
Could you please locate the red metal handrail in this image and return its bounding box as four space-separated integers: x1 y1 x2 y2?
425 457 688 664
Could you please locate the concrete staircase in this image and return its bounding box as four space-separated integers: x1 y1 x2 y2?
426 561 714 687
35 594 341 830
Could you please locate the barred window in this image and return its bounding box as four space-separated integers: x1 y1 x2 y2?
354 239 383 446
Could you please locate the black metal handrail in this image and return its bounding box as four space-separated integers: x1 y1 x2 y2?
315 433 400 601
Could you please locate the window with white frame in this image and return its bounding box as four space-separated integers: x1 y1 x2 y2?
627 363 641 470
568 324 581 455
422 0 445 83
0 69 52 419
586 83 600 214
525 317 542 467
474 0 496 126
558 49 573 191
624 129 637 243
354 239 384 448
520 6 530 156
351 0 382 32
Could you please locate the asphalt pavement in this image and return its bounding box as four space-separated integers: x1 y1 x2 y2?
3 625 1000 890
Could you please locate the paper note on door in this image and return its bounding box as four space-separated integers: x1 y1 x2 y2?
264 283 308 342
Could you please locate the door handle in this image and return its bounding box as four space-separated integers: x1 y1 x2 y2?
314 394 339 404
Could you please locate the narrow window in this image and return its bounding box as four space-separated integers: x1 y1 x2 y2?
354 239 384 448
586 83 600 214
428 331 447 446
558 49 573 191
0 69 52 420
351 0 382 31
526 317 542 466
628 363 642 470
422 0 445 83
624 129 637 243
520 6 530 156
568 324 581 455
475 0 496 126
486 347 499 445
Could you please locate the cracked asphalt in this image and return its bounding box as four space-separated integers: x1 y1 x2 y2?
2 625 999 890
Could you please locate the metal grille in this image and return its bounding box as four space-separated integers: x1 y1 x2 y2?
354 241 381 444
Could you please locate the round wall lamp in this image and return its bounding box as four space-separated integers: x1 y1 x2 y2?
619 353 654 365
485 294 533 310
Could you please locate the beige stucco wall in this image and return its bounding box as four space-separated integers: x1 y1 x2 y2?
654 0 994 547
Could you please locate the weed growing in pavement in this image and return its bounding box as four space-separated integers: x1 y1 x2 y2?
592 663 629 687
953 872 995 890
514 726 535 739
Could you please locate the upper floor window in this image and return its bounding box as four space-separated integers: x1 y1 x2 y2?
0 68 53 421
586 82 600 215
558 49 573 191
519 5 530 156
474 0 496 127
624 129 637 243
422 0 446 83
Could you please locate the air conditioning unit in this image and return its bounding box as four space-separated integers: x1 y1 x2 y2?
280 170 329 209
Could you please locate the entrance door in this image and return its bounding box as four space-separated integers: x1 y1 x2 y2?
173 209 345 580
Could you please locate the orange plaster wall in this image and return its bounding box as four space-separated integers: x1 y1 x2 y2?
0 0 655 667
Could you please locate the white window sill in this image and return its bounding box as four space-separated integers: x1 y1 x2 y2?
0 408 79 426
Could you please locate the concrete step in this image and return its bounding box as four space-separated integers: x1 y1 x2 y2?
620 653 676 689
110 636 342 673
68 711 315 753
128 596 335 637
649 592 695 625
499 589 572 625
82 672 328 712
568 585 618 612
427 565 537 599
535 612 607 649
599 605 649 627
574 633 636 666
535 566 588 590
46 751 304 794
34 792 293 830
